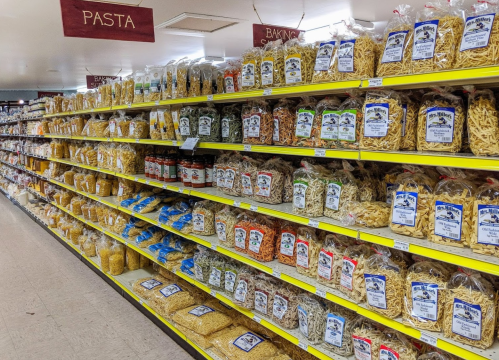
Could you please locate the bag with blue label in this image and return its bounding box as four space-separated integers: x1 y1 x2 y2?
171 213 193 233
132 195 162 214
443 268 497 349
351 317 383 360
471 178 499 256
429 167 475 248
322 302 356 356
296 293 327 344
312 28 341 84
136 226 165 248
157 246 183 261
379 330 419 360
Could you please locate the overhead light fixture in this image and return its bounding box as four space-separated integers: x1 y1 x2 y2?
155 13 245 37
18 100 24 104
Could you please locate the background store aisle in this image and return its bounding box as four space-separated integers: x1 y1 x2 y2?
0 195 194 360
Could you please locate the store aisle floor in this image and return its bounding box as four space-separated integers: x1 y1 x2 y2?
0 195 194 360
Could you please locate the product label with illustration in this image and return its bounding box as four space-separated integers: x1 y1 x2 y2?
296 239 310 268
254 289 269 314
221 117 230 138
149 71 161 93
179 117 190 136
225 270 237 292
188 305 214 317
160 284 182 298
234 226 247 249
382 30 409 63
338 109 357 142
338 39 356 72
318 248 334 280
216 220 227 242
295 109 315 138
434 201 463 241
298 305 308 337
392 191 418 227
193 212 205 232
379 344 400 360
411 281 439 321
477 204 499 245
233 332 264 352
256 171 272 197
209 267 222 287
198 115 212 136
242 60 256 87
243 115 250 139
140 279 162 290
293 180 308 209
241 173 253 195
280 231 297 256
365 274 387 309
325 181 342 210
261 57 274 86
460 14 495 51
413 20 439 60
325 313 345 347
321 110 341 140
341 256 358 291
224 74 235 93
248 228 264 253
364 103 389 137
285 54 302 84
273 116 279 141
273 293 289 319
452 298 482 340
234 279 248 302
353 335 372 360
224 167 236 189
194 263 203 281
426 107 455 143
314 41 336 71
248 113 261 138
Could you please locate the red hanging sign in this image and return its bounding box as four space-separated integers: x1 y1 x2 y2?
60 0 155 42
86 75 121 89
253 24 304 47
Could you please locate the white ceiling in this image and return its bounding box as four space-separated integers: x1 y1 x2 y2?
0 0 476 91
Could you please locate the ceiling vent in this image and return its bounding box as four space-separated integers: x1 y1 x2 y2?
155 13 245 36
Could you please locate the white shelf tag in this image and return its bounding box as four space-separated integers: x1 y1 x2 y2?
273 269 281 278
367 78 383 87
162 184 167 189
139 300 143 305
298 342 308 351
314 149 326 157
155 100 160 105
249 205 258 212
393 240 410 252
243 145 252 152
210 290 216 297
172 140 178 146
145 180 150 185
263 88 272 96
420 333 438 346
253 315 262 323
233 201 241 208
134 177 138 182
131 211 136 216
308 219 319 228
178 188 183 194
207 95 214 101
211 244 217 251
128 104 132 108
315 289 326 298
135 139 140 143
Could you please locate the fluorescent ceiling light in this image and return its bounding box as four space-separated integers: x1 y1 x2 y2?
155 13 245 37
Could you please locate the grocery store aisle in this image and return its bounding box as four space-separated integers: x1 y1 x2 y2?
0 195 194 360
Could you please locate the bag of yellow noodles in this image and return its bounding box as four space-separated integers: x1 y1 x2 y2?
241 47 263 91
324 160 360 220
351 317 383 360
379 330 419 360
428 167 476 248
471 178 499 256
312 28 341 83
283 36 317 86
376 5 414 77
311 96 342 149
456 0 499 69
339 244 375 302
390 165 434 239
399 92 419 151
261 39 285 88
337 89 365 150
443 268 497 349
411 0 465 74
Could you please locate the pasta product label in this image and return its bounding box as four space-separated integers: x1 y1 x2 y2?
241 173 253 195
314 41 336 71
365 274 387 309
338 39 356 72
411 281 439 321
452 298 482 340
477 205 499 245
143 75 151 95
256 172 272 197
434 201 463 241
149 71 161 93
261 57 274 86
193 212 205 232
216 220 227 242
195 263 203 281
413 20 439 60
206 167 213 182
339 110 357 142
235 226 247 249
188 305 215 317
160 284 182 298
273 293 289 319
320 110 341 140
224 167 236 189
248 228 264 253
209 267 222 287
254 289 269 314
217 168 225 187
191 168 205 184
381 30 409 63
234 279 248 302
318 248 334 280
425 107 455 143
224 74 235 93
243 115 251 139
109 120 116 133
325 181 342 211
233 332 264 352
273 116 279 141
198 115 212 136
386 183 397 205
379 345 399 360
298 305 308 337
242 60 256 87
341 256 357 291
401 104 407 137
179 117 190 136
295 109 315 138
221 117 230 138
140 279 162 290
460 14 495 52
353 335 372 360
325 313 345 347
280 231 296 256
293 180 308 209
364 103 389 137
285 54 302 84
248 113 261 138
134 76 143 95
225 270 237 292
391 191 418 227
296 239 310 268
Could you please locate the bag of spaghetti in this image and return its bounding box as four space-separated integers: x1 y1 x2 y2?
390 165 434 238
403 261 450 331
471 178 499 256
221 153 243 197
336 18 376 80
261 39 285 88
312 96 342 149
292 161 326 217
283 36 317 86
337 90 365 149
240 156 262 200
317 234 350 290
351 317 383 360
463 86 499 156
399 92 419 151
312 28 341 83
338 244 375 302
359 90 404 151
443 268 497 349
379 330 419 360
273 98 296 146
376 5 414 77
428 167 475 248
254 158 284 205
417 87 465 153
292 96 318 147
295 227 322 278
411 1 465 74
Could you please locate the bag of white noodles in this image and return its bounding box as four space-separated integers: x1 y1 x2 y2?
215 206 239 248
379 330 419 360
317 234 350 290
322 302 356 356
471 178 499 256
240 156 263 200
271 282 300 330
364 253 404 319
390 165 434 239
354 161 377 202
339 244 375 302
341 200 391 228
443 268 497 349
351 317 383 360
292 161 326 217
312 27 341 83
403 261 450 331
463 85 499 156
376 4 414 77
221 153 243 197
254 158 285 205
428 167 476 248
324 160 359 220
297 293 327 345
399 91 419 151
417 352 455 360
296 227 322 278
416 87 466 153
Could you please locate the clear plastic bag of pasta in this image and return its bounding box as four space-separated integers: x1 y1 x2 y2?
197 104 220 142
337 90 364 149
355 161 377 202
207 253 226 292
241 47 263 91
417 87 465 153
379 330 419 360
292 161 325 217
311 96 341 149
276 221 299 266
129 112 149 139
112 110 131 138
324 160 360 220
280 160 295 204
272 98 296 146
193 247 212 283
173 57 189 99
215 206 238 247
213 152 229 189
187 59 201 98
296 293 326 345
253 273 278 317
317 234 350 290
399 92 419 150
116 144 137 175
342 200 391 228
312 29 341 83
261 39 285 88
376 5 414 77
234 211 254 254
224 59 241 93
471 178 499 256
239 156 261 200
283 36 317 86
292 96 318 147
429 167 475 247
443 268 497 349
221 104 242 143
149 110 161 140
178 105 198 141
233 265 257 309
162 60 175 100
359 90 403 151
245 100 273 145
132 70 145 104
411 1 465 74
390 165 434 238
247 215 276 262
339 244 375 302
221 154 242 197
295 227 321 278
192 200 216 236
157 107 175 140
199 61 213 96
322 303 356 356
254 158 284 205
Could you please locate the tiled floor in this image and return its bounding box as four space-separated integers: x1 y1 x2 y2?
0 195 194 360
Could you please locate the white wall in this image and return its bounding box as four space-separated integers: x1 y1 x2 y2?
0 90 76 101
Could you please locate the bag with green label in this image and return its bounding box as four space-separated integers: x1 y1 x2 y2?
324 160 359 220
292 96 318 147
337 90 365 149
292 161 326 217
312 97 342 149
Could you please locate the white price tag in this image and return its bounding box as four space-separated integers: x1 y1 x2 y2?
178 188 183 194
139 300 143 305
134 177 138 182
308 219 319 228
107 138 111 141
128 104 132 108
273 269 281 278
180 137 199 150
135 139 140 143
211 244 217 251
210 290 216 297
243 145 252 152
207 95 214 101
315 289 327 298
145 180 150 185
249 205 258 212
155 100 160 105
131 211 136 216
173 268 177 274
393 240 410 252
253 315 262 323
420 333 438 347
314 149 326 157
162 184 167 189
263 88 272 96
298 342 308 351
233 201 241 208
172 140 177 146
367 78 383 87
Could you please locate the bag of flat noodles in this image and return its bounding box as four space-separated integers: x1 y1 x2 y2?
428 167 475 248
416 87 466 153
324 160 359 220
172 304 232 336
354 161 377 202
456 0 499 69
341 200 391 228
295 227 322 278
316 234 350 290
312 27 341 83
463 86 499 156
311 96 342 149
417 352 455 360
411 0 465 74
379 330 419 360
351 317 383 360
338 244 375 302
472 178 499 257
322 302 356 356
376 4 414 77
443 268 497 349
399 91 419 151
292 161 326 217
